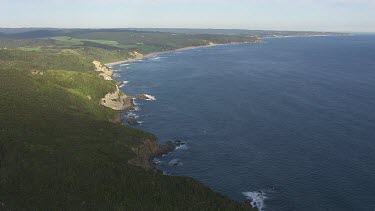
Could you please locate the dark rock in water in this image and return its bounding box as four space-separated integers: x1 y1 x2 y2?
137 94 149 100
174 140 186 147
137 94 156 101
158 141 176 155
157 139 187 156
127 119 139 125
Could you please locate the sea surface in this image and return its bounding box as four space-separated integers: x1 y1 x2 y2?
112 35 375 211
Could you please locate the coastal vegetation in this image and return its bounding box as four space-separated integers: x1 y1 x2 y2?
0 29 257 210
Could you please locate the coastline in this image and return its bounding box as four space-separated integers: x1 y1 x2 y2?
103 36 309 169
104 34 348 66
105 43 230 66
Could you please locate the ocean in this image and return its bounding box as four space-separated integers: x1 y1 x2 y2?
112 35 375 211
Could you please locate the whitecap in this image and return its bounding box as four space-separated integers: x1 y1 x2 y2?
143 94 156 101
132 98 139 106
120 63 129 66
132 106 139 111
151 57 161 60
242 191 267 211
175 144 188 150
119 81 129 88
126 112 139 119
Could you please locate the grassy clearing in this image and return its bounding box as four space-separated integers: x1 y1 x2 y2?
17 46 42 51
49 36 120 47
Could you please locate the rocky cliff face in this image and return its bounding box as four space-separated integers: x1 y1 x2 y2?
93 60 133 111
93 61 113 80
128 139 160 169
100 85 133 111
128 139 175 169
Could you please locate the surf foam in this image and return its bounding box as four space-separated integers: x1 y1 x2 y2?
126 112 139 119
119 81 129 88
175 143 188 150
143 94 156 101
242 191 267 211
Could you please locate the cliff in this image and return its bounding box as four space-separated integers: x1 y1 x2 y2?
93 60 113 80
100 85 133 111
93 61 134 111
128 139 176 169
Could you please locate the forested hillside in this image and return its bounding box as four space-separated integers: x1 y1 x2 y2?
0 30 256 210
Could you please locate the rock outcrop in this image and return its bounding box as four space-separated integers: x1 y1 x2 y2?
137 94 156 101
93 61 133 111
127 119 140 125
100 85 133 111
93 61 113 80
128 139 176 169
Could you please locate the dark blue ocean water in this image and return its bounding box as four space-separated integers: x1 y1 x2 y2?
113 35 375 211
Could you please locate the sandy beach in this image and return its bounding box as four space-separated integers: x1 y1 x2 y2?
105 44 225 66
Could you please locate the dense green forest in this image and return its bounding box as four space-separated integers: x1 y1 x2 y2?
0 29 256 210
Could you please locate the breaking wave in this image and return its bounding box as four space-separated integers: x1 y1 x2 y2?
126 112 139 119
175 143 188 150
119 81 129 88
143 94 156 101
242 191 267 211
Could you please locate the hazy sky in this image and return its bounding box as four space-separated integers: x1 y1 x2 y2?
1 0 374 32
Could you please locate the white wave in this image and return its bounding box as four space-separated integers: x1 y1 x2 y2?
168 158 183 166
120 63 129 66
242 191 267 211
151 57 161 60
153 158 162 164
126 112 139 119
119 81 129 88
143 94 156 101
132 98 139 106
132 106 139 111
113 73 120 78
175 144 188 150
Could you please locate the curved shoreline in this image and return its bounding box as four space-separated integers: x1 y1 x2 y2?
105 43 231 66
104 34 348 66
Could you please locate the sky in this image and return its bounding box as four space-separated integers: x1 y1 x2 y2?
0 0 374 32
